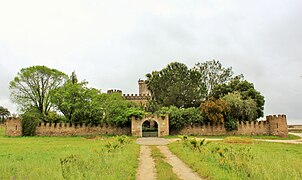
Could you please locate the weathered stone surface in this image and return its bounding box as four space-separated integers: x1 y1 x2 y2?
131 114 169 137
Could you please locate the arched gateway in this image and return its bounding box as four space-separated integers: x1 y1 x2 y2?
131 114 169 137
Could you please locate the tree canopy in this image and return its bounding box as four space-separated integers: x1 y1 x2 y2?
195 60 240 96
146 62 206 109
9 65 68 118
0 106 10 121
211 79 265 118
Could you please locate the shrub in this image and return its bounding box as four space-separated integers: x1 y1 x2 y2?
157 106 205 132
21 110 41 136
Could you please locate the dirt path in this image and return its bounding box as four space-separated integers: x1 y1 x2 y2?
136 145 157 180
157 146 203 180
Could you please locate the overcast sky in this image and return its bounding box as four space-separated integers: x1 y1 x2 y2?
0 0 301 124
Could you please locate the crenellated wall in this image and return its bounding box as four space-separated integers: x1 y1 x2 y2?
35 123 131 136
5 114 288 137
5 119 130 137
172 114 288 137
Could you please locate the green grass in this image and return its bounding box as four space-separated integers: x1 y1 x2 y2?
0 126 140 179
169 138 302 179
150 146 180 180
164 134 301 140
0 125 5 136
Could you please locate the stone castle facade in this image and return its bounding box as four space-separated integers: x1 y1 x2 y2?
107 79 151 106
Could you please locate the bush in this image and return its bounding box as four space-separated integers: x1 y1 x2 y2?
21 110 41 136
157 106 205 132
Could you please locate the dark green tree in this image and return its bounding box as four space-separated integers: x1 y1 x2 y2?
9 66 68 119
0 106 10 122
146 62 206 109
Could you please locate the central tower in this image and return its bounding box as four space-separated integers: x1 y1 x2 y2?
138 79 151 95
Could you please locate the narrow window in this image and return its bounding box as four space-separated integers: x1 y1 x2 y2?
276 123 278 128
15 125 18 130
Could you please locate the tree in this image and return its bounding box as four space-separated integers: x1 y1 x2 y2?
201 98 227 124
221 92 258 131
9 66 68 119
97 93 140 126
50 71 88 122
0 106 10 122
195 60 242 96
211 79 265 118
146 62 206 109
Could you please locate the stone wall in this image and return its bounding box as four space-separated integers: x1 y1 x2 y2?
5 117 22 136
35 123 131 136
5 114 288 137
5 118 130 137
172 114 288 138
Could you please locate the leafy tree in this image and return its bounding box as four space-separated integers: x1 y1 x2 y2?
211 79 265 118
195 60 236 96
146 62 206 109
50 71 88 122
97 93 141 126
0 106 10 122
221 92 257 131
200 98 227 124
9 66 68 120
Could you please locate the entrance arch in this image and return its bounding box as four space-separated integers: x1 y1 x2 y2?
142 119 159 137
131 114 169 137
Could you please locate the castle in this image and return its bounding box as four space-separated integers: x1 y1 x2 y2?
107 79 151 106
4 79 289 138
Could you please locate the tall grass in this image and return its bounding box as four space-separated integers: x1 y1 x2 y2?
0 126 140 179
169 137 302 179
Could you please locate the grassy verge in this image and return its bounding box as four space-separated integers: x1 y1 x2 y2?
164 134 301 140
0 132 140 179
150 146 180 180
168 137 302 179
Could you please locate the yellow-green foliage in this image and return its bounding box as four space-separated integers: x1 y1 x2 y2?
169 140 302 179
223 137 255 144
0 129 140 179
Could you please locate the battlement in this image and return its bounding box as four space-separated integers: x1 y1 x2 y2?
107 89 123 94
123 94 151 100
266 114 287 122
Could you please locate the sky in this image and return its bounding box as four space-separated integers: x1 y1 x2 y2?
0 0 301 124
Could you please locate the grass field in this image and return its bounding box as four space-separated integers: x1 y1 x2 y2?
165 134 300 140
0 126 140 179
168 137 302 179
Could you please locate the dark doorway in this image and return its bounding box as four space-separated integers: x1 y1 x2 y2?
142 120 158 137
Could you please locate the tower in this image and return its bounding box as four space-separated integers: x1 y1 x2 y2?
138 79 151 95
